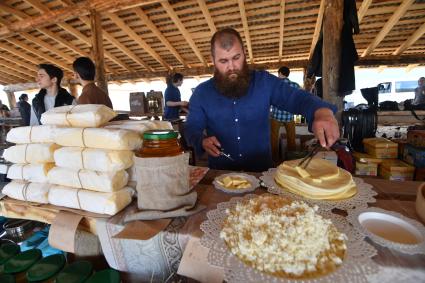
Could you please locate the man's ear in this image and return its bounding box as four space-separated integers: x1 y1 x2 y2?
51 77 57 85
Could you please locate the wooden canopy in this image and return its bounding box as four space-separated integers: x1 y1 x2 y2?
0 0 424 87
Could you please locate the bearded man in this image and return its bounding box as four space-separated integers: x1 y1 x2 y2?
185 28 339 172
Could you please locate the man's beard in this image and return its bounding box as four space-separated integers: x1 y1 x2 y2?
214 62 250 99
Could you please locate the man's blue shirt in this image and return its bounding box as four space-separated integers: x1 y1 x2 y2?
270 77 300 122
163 84 181 120
185 70 336 172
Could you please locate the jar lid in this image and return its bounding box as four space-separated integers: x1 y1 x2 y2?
4 249 41 274
55 260 93 283
26 253 66 282
0 243 20 265
143 130 178 140
0 274 15 283
85 269 120 283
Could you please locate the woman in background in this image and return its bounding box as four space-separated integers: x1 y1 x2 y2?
17 93 31 126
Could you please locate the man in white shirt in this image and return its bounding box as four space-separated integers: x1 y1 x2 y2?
30 64 76 125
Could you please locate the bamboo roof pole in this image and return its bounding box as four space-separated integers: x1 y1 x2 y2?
278 0 286 61
309 0 325 60
90 10 108 95
238 0 254 63
196 0 217 35
322 0 344 112
357 0 373 23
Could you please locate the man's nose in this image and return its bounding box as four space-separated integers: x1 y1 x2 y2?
227 61 235 72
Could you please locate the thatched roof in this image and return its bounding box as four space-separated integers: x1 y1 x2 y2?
0 0 424 86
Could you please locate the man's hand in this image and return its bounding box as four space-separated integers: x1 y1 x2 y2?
312 108 340 148
202 136 221 157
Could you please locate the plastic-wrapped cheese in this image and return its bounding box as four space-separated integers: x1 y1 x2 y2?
6 125 59 144
53 127 142 150
48 185 134 215
54 147 134 172
7 163 54 183
47 167 129 192
3 143 60 164
41 104 116 127
104 120 172 134
2 181 51 204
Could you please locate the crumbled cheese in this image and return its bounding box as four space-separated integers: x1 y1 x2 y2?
220 195 346 277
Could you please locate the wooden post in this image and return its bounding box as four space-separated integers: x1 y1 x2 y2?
322 0 344 111
303 67 315 93
90 10 108 94
4 90 16 109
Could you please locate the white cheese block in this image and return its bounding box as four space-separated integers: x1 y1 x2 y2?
3 143 60 164
41 104 117 128
48 167 129 192
53 127 142 150
48 185 134 215
7 163 54 183
54 147 134 172
104 120 172 133
6 125 59 144
2 181 51 204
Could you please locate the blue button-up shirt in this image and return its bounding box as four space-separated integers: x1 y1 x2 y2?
185 70 336 172
270 77 301 122
163 84 181 120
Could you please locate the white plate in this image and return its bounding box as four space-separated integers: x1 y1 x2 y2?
347 207 425 255
213 173 260 194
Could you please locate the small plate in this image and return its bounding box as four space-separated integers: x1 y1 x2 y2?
347 207 425 255
213 173 260 194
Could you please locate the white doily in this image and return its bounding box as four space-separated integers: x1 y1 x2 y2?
347 207 425 255
260 168 377 211
200 194 379 283
213 173 260 194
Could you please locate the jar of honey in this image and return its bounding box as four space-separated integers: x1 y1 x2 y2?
138 130 183 158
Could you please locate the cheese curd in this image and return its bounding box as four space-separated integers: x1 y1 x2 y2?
220 195 346 278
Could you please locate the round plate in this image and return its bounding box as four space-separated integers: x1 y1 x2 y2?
347 207 425 255
213 173 260 194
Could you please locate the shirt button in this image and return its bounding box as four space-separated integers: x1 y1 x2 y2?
233 101 236 105
237 137 240 140
239 154 242 157
235 118 238 122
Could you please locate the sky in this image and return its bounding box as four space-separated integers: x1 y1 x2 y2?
1 66 424 111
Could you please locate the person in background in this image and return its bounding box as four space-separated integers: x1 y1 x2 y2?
0 100 10 111
163 73 188 120
73 57 113 109
185 28 339 172
413 77 425 105
270 66 300 163
30 64 75 125
17 93 31 126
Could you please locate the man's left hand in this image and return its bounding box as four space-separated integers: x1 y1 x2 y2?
312 108 340 148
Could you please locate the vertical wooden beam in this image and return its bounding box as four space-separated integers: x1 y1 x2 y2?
90 10 108 94
322 0 344 111
4 90 16 109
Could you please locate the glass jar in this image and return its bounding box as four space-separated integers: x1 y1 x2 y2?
138 130 183 158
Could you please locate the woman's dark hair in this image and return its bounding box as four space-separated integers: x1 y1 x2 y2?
19 93 28 101
38 64 64 87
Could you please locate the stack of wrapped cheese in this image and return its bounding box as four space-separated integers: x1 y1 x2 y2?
274 158 357 200
2 105 168 215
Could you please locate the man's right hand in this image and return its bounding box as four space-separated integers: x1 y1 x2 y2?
202 136 221 157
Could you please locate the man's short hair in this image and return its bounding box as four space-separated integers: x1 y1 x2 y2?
172 73 183 83
211 28 244 57
278 66 290 77
38 64 64 87
73 57 96 81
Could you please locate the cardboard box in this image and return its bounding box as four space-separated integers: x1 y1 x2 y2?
363 138 398 159
392 139 407 159
379 159 414 181
403 144 425 168
129 92 147 113
355 161 378 176
407 130 425 148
